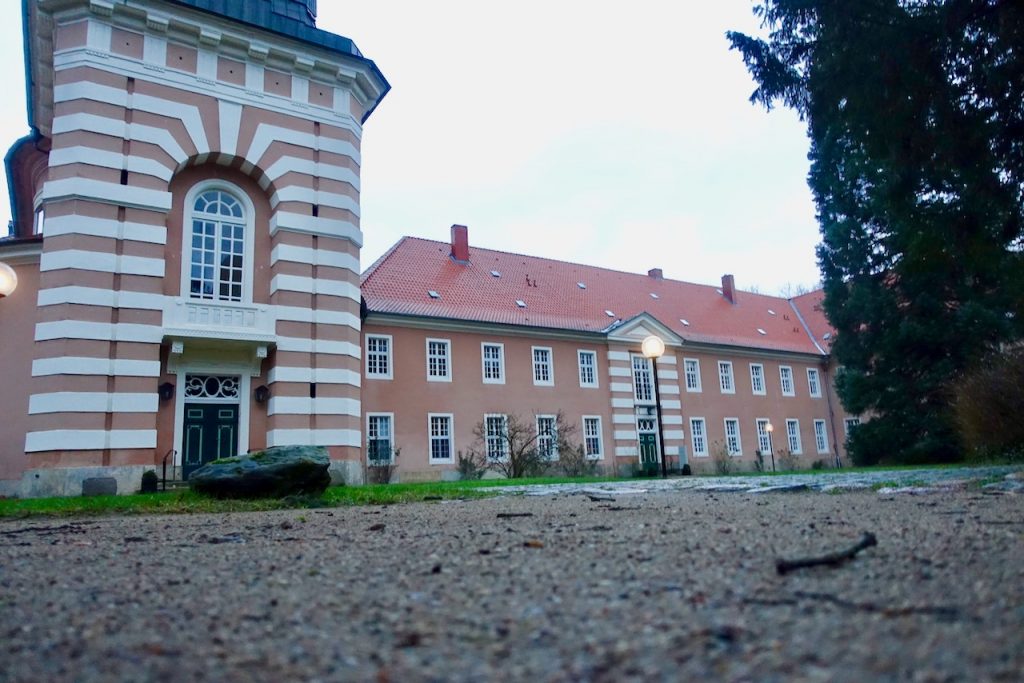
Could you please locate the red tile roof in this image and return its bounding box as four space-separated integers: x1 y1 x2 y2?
362 236 835 356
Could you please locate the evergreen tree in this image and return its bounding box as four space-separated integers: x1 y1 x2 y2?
728 1 1024 464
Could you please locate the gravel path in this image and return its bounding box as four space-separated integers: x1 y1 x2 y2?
2 477 1022 682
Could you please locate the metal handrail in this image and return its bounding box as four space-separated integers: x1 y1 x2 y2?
161 449 176 492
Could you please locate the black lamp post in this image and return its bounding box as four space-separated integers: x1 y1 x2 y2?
766 421 776 473
642 335 669 479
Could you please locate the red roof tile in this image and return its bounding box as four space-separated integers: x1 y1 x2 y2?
362 237 833 355
790 289 836 351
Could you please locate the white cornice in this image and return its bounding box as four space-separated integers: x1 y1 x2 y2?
47 0 387 102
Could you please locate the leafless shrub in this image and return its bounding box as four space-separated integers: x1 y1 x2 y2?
711 440 735 475
468 412 579 479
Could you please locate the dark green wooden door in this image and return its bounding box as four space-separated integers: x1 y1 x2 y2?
639 433 659 465
182 403 239 479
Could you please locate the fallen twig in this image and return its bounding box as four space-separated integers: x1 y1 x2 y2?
776 532 877 575
496 512 533 518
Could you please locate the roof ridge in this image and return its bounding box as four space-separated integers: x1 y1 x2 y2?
383 236 795 304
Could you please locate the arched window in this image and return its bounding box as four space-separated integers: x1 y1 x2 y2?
186 187 248 302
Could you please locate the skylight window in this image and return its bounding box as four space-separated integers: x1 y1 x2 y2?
577 282 586 289
650 293 659 299
768 309 776 316
757 328 767 335
680 319 690 326
605 310 615 317
515 300 526 308
491 270 501 278
823 332 833 340
428 290 440 299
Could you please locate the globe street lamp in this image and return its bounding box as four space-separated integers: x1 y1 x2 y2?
0 262 17 299
641 335 668 479
765 421 776 472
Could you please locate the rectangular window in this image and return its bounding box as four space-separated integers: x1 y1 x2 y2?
533 347 554 386
724 418 742 456
537 415 558 460
366 414 394 463
690 418 708 457
426 338 451 382
786 419 802 454
485 414 508 460
633 355 654 403
684 358 702 392
807 368 822 397
578 350 598 388
583 416 603 459
365 335 393 380
780 366 795 396
481 343 505 384
814 419 829 454
750 363 766 395
718 361 735 394
756 418 772 455
429 414 454 463
844 417 861 436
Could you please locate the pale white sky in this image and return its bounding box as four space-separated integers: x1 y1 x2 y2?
0 1 822 294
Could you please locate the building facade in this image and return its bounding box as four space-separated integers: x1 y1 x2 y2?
0 0 388 496
360 227 857 480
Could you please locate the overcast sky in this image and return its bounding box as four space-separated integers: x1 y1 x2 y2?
0 1 822 295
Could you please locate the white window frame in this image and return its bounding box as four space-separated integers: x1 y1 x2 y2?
481 342 505 385
755 418 772 455
428 413 454 464
425 338 452 382
786 419 803 454
779 366 795 397
582 416 603 460
577 350 599 388
684 358 702 393
632 355 655 403
689 418 708 457
807 368 822 398
814 419 829 454
536 414 558 460
718 361 735 394
484 413 508 461
532 346 554 386
366 412 395 464
724 418 742 456
750 363 766 396
844 417 861 436
365 334 394 380
180 181 256 304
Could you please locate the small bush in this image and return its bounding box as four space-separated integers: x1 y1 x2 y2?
456 450 486 480
367 448 399 485
711 441 735 475
954 347 1024 461
140 470 159 494
811 459 826 470
681 463 692 476
777 450 799 472
559 445 599 478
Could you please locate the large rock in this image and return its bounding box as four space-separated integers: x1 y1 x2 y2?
189 445 331 498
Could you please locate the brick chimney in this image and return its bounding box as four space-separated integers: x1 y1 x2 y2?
647 268 663 280
450 224 469 262
721 274 737 305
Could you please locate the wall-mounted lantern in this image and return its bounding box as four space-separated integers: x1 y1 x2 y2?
158 382 175 402
0 262 17 299
254 385 270 404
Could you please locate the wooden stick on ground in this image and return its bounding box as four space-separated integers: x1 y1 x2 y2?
776 532 878 575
